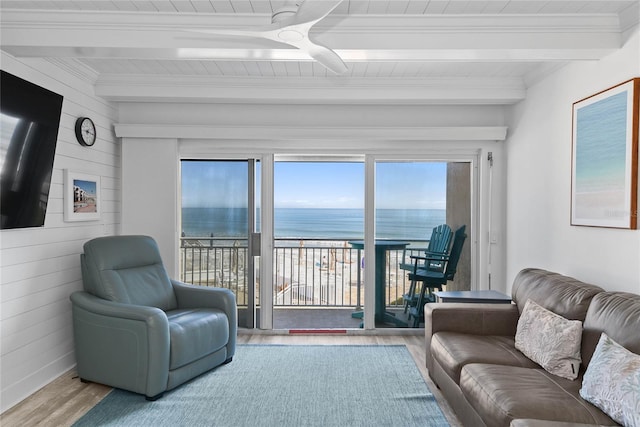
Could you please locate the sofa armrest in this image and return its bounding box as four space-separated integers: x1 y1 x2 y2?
425 302 520 336
424 302 520 374
69 291 170 397
171 280 237 358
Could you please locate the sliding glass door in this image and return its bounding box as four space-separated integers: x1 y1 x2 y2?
180 159 260 328
178 155 474 330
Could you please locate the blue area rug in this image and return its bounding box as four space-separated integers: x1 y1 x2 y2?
73 345 449 426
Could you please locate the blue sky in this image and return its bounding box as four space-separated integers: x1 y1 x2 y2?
74 179 97 196
376 162 447 210
275 162 363 209
182 160 446 209
182 161 249 208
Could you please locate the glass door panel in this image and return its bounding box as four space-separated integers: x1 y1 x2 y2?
374 161 449 328
180 160 259 328
272 160 365 329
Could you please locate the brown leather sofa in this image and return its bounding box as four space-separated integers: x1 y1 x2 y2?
424 268 640 427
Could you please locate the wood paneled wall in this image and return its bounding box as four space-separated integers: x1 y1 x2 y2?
0 54 120 412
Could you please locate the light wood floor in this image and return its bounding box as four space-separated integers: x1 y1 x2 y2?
1 334 461 427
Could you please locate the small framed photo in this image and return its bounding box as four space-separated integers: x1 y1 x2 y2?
64 170 101 222
571 78 639 229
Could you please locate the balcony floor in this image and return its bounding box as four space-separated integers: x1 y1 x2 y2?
272 307 419 329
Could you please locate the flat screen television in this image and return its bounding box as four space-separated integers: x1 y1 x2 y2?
1 70 63 230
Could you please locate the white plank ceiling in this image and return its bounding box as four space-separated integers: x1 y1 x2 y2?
1 1 638 104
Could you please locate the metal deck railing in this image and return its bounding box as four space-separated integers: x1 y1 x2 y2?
179 236 428 309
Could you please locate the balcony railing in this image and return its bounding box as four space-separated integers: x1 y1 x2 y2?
179 236 429 310
180 237 250 305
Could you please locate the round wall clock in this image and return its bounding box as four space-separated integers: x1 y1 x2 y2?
75 117 96 147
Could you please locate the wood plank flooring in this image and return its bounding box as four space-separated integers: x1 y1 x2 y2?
1 334 461 427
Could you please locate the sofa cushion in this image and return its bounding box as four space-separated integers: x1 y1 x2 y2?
515 300 582 380
512 269 603 321
431 332 539 384
460 364 618 427
582 292 640 367
580 333 640 427
167 308 229 370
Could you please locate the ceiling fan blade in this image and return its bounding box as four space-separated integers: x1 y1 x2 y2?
293 0 345 25
181 1 348 74
305 41 348 74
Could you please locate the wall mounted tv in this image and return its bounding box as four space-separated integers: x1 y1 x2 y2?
1 70 63 230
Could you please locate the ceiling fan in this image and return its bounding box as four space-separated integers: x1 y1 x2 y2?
186 0 348 74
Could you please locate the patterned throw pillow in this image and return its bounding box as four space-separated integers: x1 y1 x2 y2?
515 299 582 380
580 333 640 427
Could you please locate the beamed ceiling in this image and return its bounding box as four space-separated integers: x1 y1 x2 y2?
1 1 638 104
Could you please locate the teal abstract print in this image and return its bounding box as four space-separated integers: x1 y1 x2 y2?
571 78 639 229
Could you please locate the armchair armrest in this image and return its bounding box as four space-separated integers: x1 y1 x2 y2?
424 302 520 373
69 291 170 397
71 290 168 322
172 281 236 313
171 280 237 358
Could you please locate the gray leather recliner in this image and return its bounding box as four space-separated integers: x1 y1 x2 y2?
70 235 237 400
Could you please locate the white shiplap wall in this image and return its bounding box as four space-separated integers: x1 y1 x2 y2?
0 53 120 412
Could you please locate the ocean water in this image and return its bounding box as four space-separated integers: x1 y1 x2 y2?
575 90 628 193
182 207 445 240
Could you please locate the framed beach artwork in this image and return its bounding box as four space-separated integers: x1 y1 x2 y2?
571 78 639 229
64 170 101 222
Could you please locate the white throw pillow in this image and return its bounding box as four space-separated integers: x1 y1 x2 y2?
515 299 582 380
580 333 640 427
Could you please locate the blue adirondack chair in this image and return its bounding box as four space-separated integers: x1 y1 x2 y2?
406 225 467 327
401 224 453 312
